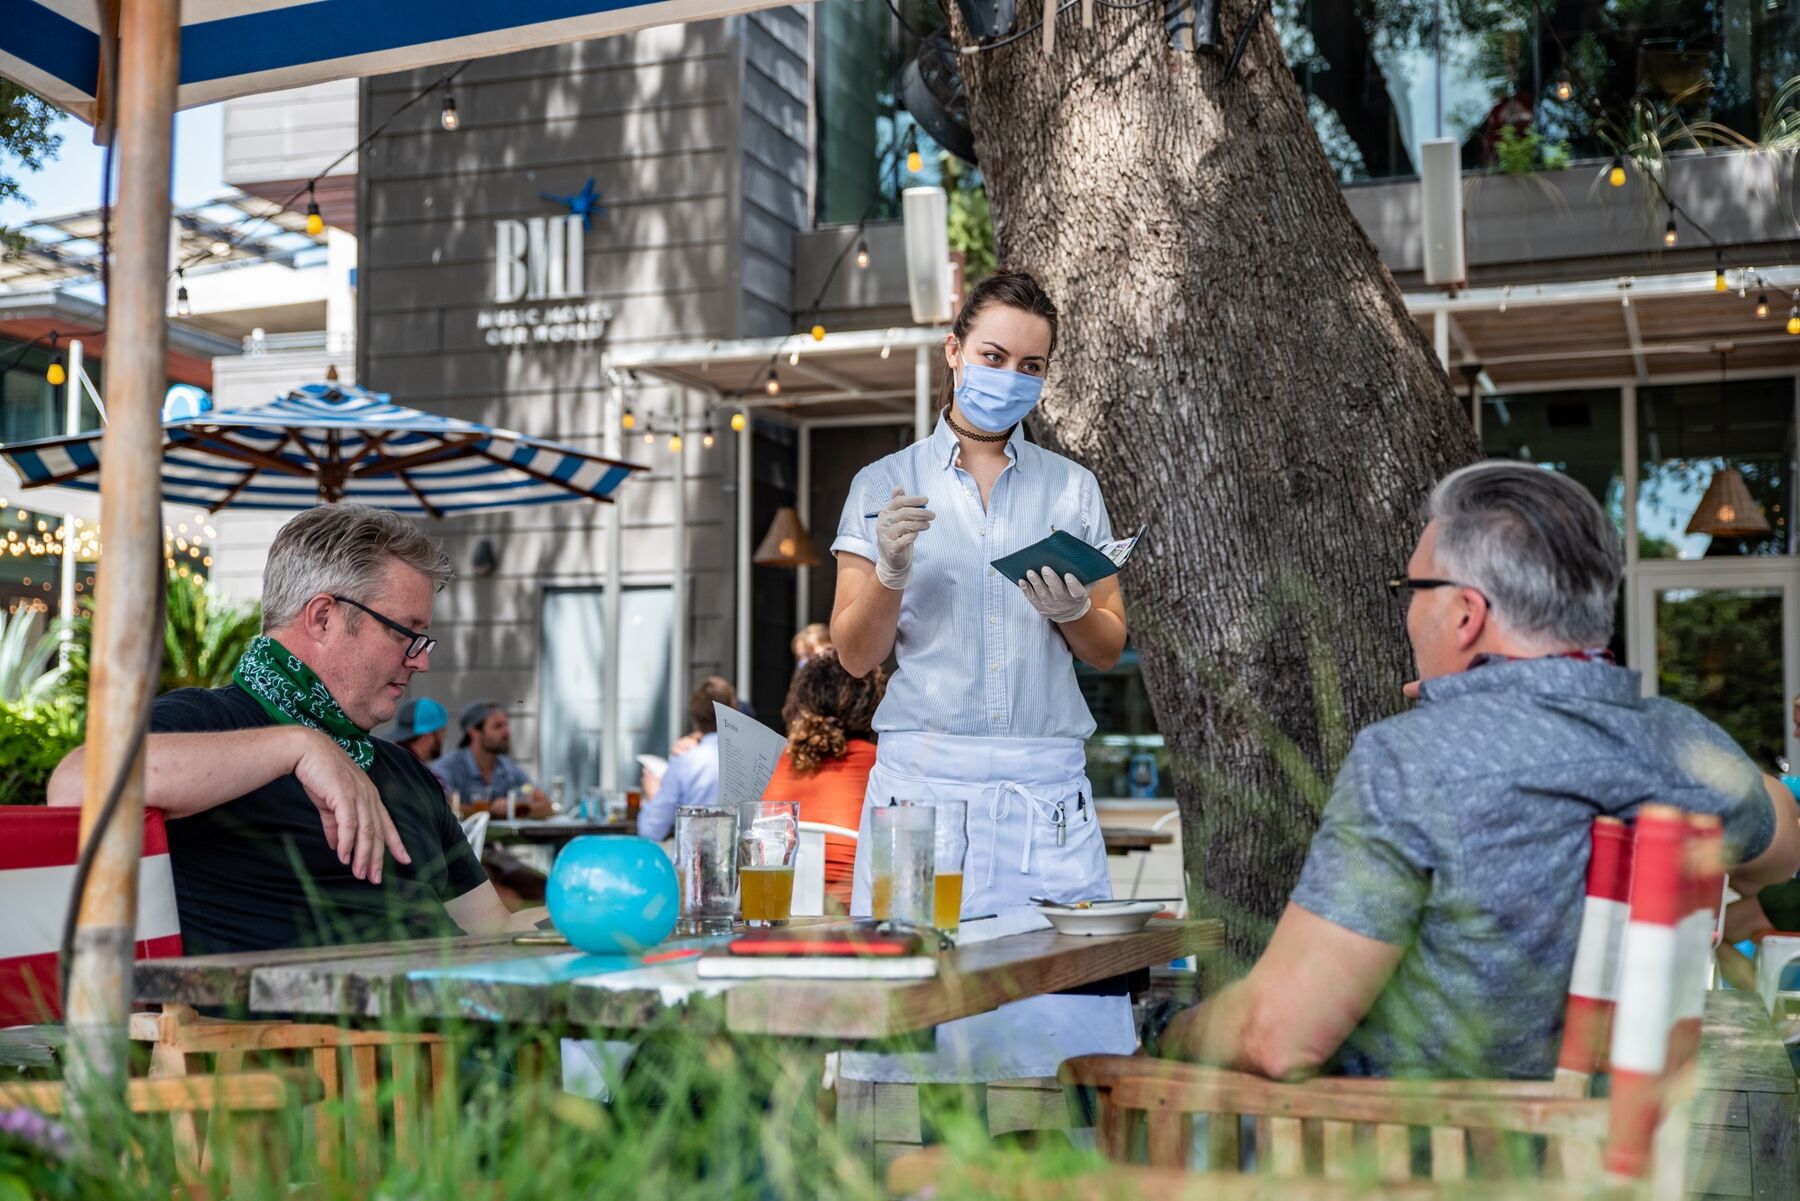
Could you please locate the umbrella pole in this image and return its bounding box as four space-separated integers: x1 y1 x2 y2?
65 0 179 1116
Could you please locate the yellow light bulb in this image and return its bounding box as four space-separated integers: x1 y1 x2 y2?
669 434 683 452
1714 271 1727 293
811 324 825 342
906 149 923 173
46 361 65 387
621 409 636 430
305 210 324 237
730 411 747 433
703 432 715 448
1788 312 1800 336
1607 161 1626 187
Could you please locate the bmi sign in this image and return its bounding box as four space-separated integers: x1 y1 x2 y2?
475 179 612 348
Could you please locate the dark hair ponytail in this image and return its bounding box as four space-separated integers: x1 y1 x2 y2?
938 270 1060 413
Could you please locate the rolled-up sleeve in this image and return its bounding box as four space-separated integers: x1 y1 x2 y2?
1291 730 1432 947
830 463 886 564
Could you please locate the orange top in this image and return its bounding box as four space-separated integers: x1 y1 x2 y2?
762 738 875 910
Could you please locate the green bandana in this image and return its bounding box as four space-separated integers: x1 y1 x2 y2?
233 635 375 771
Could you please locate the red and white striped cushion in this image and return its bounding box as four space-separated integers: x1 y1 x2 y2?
0 808 182 1027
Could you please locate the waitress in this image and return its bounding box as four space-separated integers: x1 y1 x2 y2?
829 270 1134 1082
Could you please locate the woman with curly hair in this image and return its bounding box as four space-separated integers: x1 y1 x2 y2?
761 651 885 910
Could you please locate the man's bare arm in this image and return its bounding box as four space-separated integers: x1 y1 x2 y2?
1161 903 1404 1080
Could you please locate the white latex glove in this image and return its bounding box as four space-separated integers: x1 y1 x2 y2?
874 486 935 590
1020 567 1092 623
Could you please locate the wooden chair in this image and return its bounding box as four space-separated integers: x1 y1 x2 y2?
0 1070 320 1186
130 1004 456 1179
1056 805 1721 1198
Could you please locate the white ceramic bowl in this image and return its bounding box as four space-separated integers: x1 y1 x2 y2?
1037 901 1165 937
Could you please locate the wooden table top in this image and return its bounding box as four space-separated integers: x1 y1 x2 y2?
1696 989 1797 1097
1102 827 1175 855
136 918 1224 1043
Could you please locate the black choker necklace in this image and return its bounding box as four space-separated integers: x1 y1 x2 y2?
945 409 1013 443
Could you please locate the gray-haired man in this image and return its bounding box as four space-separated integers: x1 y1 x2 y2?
1163 462 1800 1080
49 504 542 953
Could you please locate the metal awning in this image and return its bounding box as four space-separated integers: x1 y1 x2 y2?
607 324 947 425
1408 265 1800 391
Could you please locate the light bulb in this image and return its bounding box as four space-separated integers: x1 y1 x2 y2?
669 433 683 452
855 239 870 270
1607 157 1626 187
643 430 655 444
621 408 636 430
1554 77 1573 102
1788 307 1800 336
702 426 716 448
730 410 747 433
46 359 65 387
811 324 825 342
440 94 460 132
765 369 781 397
1755 294 1770 319
1662 217 1678 247
305 195 323 237
175 284 191 318
210 238 231 257
880 344 891 360
1714 269 1727 293
789 349 800 365
907 148 923 173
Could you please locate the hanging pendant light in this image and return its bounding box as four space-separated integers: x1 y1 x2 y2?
1685 348 1771 540
752 506 822 568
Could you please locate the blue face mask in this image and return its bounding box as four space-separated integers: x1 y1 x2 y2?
954 361 1043 432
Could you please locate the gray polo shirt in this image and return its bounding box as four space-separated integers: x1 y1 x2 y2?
1291 656 1772 1080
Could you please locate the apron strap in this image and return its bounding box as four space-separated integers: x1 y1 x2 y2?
986 783 1065 885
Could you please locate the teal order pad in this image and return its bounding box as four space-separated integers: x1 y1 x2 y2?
990 524 1146 587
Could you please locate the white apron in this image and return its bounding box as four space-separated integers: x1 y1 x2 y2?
843 731 1137 1083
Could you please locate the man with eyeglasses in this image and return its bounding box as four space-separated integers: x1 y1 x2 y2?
48 504 544 953
1160 461 1800 1081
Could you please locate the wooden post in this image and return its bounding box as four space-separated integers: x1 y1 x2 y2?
65 0 179 1111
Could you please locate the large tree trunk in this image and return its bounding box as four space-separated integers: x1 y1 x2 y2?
952 0 1480 956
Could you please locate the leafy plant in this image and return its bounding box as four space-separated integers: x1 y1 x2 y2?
940 152 995 281
60 573 262 709
0 697 82 805
0 607 63 704
1494 127 1571 175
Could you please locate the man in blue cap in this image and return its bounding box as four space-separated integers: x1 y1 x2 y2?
381 697 450 783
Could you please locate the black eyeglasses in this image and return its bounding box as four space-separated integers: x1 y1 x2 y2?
332 595 436 660
1386 577 1484 603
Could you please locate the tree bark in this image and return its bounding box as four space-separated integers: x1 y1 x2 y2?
951 0 1480 955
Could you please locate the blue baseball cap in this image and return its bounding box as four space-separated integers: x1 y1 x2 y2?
382 697 448 742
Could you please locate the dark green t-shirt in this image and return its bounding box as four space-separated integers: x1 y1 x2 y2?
151 684 487 954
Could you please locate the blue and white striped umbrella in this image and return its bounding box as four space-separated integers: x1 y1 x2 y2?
2 0 784 122
0 382 644 517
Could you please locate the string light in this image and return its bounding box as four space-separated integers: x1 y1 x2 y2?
855 239 871 269
1607 156 1627 187
209 238 232 258
1789 291 1800 336
642 430 655 444
789 348 800 366
1553 72 1573 103
880 343 891 360
906 129 923 174
440 93 460 132
1661 210 1678 247
305 186 324 237
621 408 636 431
702 423 716 449
1713 255 1727 292
810 324 825 342
175 268 191 318
730 410 748 433
45 333 65 388
669 433 683 452
1755 293 1770 319
765 368 781 397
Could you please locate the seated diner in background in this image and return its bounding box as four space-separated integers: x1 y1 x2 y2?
761 651 884 911
1161 462 1800 1081
434 700 552 818
47 504 545 954
638 676 737 842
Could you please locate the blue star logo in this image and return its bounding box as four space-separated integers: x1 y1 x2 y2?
540 178 605 230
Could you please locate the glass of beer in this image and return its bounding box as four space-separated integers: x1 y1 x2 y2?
918 800 969 932
870 805 935 925
737 801 799 927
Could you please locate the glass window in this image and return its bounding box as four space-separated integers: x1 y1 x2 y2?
1279 0 1800 182
538 585 673 797
1078 649 1171 798
1654 583 1787 774
1481 388 1625 520
1637 377 1794 559
814 0 964 223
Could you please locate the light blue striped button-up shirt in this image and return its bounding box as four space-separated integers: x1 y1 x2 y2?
832 416 1114 741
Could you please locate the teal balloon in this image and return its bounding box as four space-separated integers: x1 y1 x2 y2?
547 836 679 954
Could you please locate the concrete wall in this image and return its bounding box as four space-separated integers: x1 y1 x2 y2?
341 22 806 779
